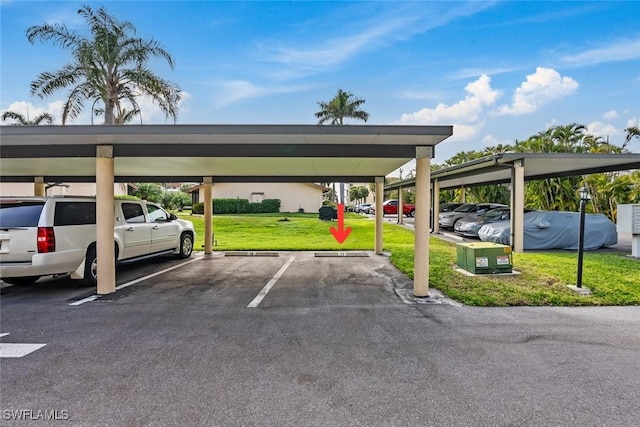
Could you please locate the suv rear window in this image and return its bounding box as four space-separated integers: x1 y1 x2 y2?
0 201 45 227
54 202 97 226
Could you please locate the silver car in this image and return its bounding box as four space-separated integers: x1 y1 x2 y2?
439 203 507 229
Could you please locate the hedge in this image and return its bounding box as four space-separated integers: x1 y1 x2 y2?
192 198 281 214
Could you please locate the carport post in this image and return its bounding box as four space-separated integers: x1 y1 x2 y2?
34 177 45 197
375 177 384 255
203 177 213 255
397 186 404 224
96 146 116 295
510 160 524 253
433 180 440 233
414 147 432 298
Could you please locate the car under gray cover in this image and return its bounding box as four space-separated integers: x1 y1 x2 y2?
478 210 617 250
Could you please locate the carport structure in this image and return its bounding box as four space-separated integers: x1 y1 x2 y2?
0 124 452 297
386 153 640 251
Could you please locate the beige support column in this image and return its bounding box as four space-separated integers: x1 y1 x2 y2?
203 177 213 255
397 186 404 224
96 146 115 295
459 187 466 203
511 160 525 253
413 147 432 298
34 177 45 196
432 179 440 233
374 177 384 255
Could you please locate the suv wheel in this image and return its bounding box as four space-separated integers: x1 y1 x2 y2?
2 276 40 286
82 246 98 287
82 244 118 287
177 233 194 258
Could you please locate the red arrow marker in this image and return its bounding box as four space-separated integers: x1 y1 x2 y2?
330 203 352 244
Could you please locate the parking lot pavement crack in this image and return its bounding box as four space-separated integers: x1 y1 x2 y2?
394 288 463 306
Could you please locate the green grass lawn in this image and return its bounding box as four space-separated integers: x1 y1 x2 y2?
178 212 640 306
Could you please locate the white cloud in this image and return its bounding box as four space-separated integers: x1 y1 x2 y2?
396 74 500 142
397 90 445 101
1 91 193 125
587 121 620 139
482 135 499 146
627 117 639 128
545 118 559 129
256 1 498 75
561 36 640 67
1 101 61 124
449 66 521 80
603 110 619 120
495 67 578 116
212 80 315 108
398 75 500 124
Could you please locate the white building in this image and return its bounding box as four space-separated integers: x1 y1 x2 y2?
187 182 328 213
0 182 131 197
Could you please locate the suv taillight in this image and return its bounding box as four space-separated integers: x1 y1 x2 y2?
37 227 55 253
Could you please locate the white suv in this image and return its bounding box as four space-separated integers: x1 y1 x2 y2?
0 196 196 287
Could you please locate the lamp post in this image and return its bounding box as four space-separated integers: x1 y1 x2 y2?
576 186 591 288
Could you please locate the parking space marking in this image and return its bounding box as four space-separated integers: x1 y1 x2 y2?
247 256 296 308
0 334 46 358
69 257 202 306
69 295 99 306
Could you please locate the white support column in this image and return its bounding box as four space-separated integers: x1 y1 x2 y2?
432 180 440 233
203 177 213 255
511 160 525 253
413 147 432 298
397 186 404 224
96 146 115 295
375 177 384 255
34 177 45 197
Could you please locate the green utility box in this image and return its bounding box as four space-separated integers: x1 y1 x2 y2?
456 242 512 274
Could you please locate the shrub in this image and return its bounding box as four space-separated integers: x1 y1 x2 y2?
192 199 281 214
192 202 204 214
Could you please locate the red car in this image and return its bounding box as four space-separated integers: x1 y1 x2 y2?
381 199 415 217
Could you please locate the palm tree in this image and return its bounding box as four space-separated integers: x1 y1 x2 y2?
315 89 370 202
26 5 181 125
315 89 370 125
625 126 640 145
1 110 54 125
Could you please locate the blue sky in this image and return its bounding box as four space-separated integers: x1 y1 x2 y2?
1 0 639 171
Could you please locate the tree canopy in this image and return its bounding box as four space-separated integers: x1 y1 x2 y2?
26 5 181 125
315 89 369 125
1 110 54 125
437 123 637 220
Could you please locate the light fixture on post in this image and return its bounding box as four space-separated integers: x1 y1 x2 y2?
576 186 591 288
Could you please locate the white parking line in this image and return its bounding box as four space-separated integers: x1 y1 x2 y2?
247 256 296 308
0 333 46 358
69 257 202 306
0 343 47 358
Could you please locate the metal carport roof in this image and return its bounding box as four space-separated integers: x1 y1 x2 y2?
0 124 452 182
0 123 453 298
385 153 640 190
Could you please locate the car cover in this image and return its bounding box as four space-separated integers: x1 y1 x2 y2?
477 210 618 250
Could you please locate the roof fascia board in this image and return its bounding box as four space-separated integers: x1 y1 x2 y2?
0 175 379 184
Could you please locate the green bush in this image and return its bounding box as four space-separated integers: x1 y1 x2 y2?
191 199 280 214
260 199 281 213
192 202 204 214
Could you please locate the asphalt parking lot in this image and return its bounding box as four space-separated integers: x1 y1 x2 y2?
1 251 639 426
